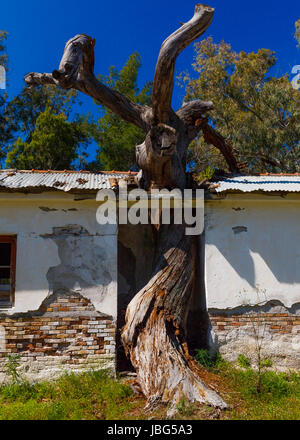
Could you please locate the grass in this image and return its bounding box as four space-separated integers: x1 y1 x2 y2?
0 356 299 420
182 350 300 420
217 363 300 420
0 370 144 420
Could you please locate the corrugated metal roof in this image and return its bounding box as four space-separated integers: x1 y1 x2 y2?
0 170 134 192
214 175 300 193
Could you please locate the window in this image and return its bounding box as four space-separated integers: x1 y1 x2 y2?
0 237 16 308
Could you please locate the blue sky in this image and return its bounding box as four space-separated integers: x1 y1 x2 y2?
1 0 299 160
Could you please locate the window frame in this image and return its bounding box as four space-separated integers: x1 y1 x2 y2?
0 236 17 308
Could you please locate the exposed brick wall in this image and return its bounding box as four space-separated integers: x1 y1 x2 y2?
0 292 116 382
209 311 300 369
210 313 300 334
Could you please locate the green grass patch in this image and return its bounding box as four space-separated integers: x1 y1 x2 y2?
0 370 136 420
195 350 300 420
0 354 299 420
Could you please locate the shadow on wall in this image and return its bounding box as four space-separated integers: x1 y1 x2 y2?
42 225 116 310
205 202 300 289
117 224 156 371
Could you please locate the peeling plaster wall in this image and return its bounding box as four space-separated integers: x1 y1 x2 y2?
0 192 118 380
0 193 117 319
205 195 300 309
204 194 300 368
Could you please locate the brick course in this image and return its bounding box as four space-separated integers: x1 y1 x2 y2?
209 311 300 369
0 292 116 381
209 312 299 335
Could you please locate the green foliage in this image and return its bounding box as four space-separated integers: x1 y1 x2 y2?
206 358 300 420
0 363 299 420
176 397 197 417
0 30 14 160
6 84 79 144
0 34 96 170
182 38 300 174
0 30 8 71
196 166 215 181
6 108 91 170
0 370 134 420
195 349 222 368
296 19 300 46
260 359 273 368
237 354 251 369
220 362 300 400
94 52 152 171
3 354 21 384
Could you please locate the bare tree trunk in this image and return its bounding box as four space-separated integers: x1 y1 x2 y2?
25 4 237 410
122 223 226 412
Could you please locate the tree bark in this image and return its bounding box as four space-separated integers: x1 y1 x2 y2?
25 4 234 411
122 223 226 413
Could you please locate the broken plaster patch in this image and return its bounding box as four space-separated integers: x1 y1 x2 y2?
41 224 117 319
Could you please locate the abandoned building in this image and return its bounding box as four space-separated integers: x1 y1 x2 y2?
0 170 299 382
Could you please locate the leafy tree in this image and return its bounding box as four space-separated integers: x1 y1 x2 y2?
296 19 300 46
0 35 96 170
182 38 300 174
6 84 79 144
0 30 8 71
0 30 13 160
94 52 152 171
4 79 97 170
6 108 90 170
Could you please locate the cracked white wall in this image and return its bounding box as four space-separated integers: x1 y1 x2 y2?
205 194 300 310
0 192 117 319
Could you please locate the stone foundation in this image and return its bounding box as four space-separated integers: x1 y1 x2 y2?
0 291 116 383
209 309 300 370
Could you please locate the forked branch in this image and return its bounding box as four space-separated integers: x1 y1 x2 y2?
24 5 239 177
152 4 214 123
25 34 150 131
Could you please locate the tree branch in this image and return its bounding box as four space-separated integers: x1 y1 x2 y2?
152 4 214 123
176 99 214 125
196 117 239 172
25 34 150 131
24 72 56 86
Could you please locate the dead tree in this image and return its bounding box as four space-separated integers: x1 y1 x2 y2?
25 4 236 411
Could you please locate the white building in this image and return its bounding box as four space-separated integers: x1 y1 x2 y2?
205 175 300 369
0 170 298 381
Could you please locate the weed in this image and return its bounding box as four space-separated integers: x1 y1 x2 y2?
3 354 21 384
237 354 251 369
260 359 273 368
195 349 222 369
176 397 197 417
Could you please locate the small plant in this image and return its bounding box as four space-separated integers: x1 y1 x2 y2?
195 349 212 368
3 354 21 384
260 359 273 368
196 166 215 182
195 349 222 369
238 287 273 393
176 397 197 417
237 354 251 369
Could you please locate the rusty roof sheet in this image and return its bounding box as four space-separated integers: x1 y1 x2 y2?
214 175 300 193
0 170 134 192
